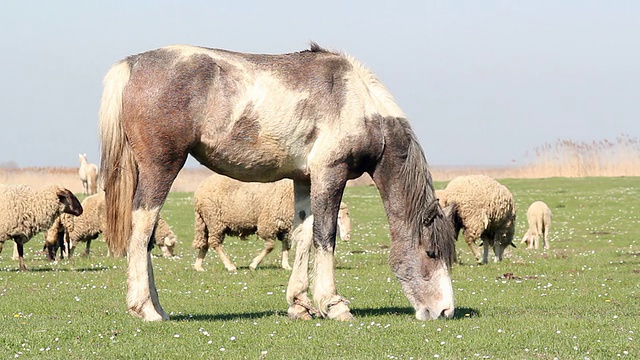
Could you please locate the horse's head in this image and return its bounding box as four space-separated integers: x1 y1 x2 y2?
388 199 457 320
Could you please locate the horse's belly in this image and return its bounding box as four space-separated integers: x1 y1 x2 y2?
192 132 307 182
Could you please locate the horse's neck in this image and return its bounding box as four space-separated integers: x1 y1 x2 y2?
79 157 88 167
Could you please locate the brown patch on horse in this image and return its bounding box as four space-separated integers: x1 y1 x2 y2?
124 52 218 208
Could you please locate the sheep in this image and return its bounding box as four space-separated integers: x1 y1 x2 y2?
437 174 516 264
45 191 177 258
152 218 177 257
0 184 82 270
193 174 352 272
521 201 552 250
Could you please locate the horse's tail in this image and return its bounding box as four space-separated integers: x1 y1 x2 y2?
99 60 134 258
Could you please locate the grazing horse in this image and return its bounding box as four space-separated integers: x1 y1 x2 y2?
99 43 457 322
78 153 99 195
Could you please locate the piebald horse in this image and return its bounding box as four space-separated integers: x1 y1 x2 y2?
78 153 99 195
99 43 457 322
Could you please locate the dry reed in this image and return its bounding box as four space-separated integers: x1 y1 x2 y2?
2 136 638 191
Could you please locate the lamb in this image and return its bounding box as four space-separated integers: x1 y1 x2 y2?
45 191 177 258
193 174 352 272
0 184 82 270
437 174 516 264
521 201 552 250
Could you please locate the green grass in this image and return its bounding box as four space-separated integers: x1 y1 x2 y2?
1 177 639 359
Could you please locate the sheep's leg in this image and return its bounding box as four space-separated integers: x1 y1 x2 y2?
280 237 292 271
464 230 482 263
12 241 20 261
543 226 550 250
250 238 276 270
84 239 91 256
16 240 27 271
481 236 491 264
214 244 237 272
287 181 316 320
194 246 208 272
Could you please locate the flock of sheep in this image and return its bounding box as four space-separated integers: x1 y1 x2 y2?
0 155 552 272
0 155 352 271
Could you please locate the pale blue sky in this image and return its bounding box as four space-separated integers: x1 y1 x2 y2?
1 1 638 168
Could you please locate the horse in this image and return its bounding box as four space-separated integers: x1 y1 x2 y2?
99 43 457 322
78 153 99 195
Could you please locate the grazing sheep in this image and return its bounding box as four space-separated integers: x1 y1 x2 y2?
0 184 82 270
152 218 177 257
78 153 99 195
438 174 516 264
521 201 552 250
45 191 177 258
193 174 352 272
45 191 105 259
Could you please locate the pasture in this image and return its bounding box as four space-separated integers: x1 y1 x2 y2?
0 177 638 359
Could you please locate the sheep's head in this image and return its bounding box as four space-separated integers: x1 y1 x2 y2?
159 234 177 257
56 187 83 216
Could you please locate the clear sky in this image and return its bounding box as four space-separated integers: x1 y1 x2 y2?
1 1 638 168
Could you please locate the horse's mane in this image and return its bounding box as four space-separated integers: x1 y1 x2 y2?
399 119 456 267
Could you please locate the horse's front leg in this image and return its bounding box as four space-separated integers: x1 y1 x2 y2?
286 181 316 319
310 175 353 321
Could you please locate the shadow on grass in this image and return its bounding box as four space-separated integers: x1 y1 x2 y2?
171 306 480 322
3 265 112 273
172 311 281 322
353 306 480 320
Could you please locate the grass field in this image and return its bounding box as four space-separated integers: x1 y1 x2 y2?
1 177 639 359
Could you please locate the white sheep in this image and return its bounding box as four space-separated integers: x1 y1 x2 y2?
437 174 516 264
521 201 552 250
0 184 83 270
45 191 177 258
193 174 352 272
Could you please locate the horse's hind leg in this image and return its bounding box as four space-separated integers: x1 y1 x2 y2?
127 164 183 321
280 235 292 270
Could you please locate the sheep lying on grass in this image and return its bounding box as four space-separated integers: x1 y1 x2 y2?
45 191 176 259
437 174 516 264
0 184 82 270
521 201 552 250
193 174 352 272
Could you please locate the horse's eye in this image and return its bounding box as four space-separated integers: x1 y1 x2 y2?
426 250 436 259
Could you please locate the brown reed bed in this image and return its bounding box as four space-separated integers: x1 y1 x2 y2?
2 135 638 192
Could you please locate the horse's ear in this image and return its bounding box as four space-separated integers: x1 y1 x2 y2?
442 203 457 222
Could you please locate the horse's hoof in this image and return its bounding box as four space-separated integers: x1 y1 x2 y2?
129 306 167 322
288 303 315 320
326 301 354 321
